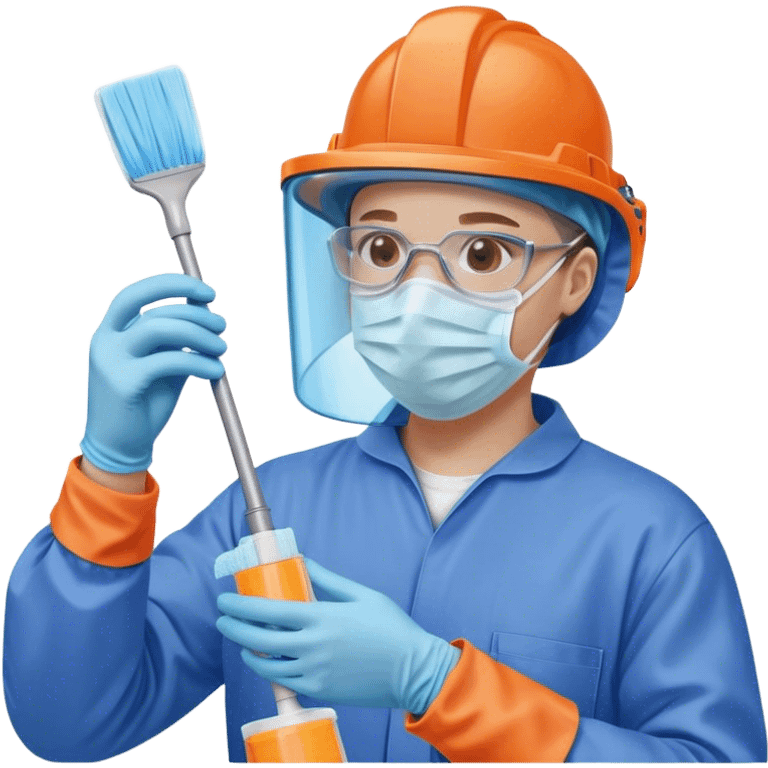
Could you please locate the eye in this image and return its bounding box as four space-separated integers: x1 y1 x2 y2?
458 237 513 274
357 232 405 270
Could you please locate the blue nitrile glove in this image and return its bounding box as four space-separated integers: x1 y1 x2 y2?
80 273 227 474
216 558 461 714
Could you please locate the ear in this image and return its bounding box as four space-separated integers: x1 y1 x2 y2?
560 246 598 317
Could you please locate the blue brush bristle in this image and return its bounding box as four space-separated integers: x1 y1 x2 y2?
97 66 204 181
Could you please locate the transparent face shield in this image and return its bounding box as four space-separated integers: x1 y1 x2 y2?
283 174 403 425
282 169 624 426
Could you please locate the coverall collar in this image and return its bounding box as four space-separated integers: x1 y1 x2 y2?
356 394 582 479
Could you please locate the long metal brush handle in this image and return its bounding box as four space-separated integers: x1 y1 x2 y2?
174 233 274 535
175 234 303 714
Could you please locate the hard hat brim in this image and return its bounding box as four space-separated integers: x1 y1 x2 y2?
281 143 645 292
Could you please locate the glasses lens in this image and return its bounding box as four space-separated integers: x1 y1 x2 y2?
441 233 528 293
331 228 408 288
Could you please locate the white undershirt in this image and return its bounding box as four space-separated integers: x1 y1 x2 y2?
412 464 483 529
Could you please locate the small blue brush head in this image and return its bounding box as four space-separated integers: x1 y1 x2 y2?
96 66 204 181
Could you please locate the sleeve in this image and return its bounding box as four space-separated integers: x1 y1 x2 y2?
405 522 767 762
3 457 239 762
405 638 579 761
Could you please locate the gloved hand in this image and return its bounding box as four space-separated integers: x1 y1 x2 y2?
80 273 227 474
216 558 461 714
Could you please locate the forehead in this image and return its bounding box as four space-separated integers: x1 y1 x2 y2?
349 181 559 232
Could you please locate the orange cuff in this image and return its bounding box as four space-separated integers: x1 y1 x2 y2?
404 638 579 762
50 457 159 568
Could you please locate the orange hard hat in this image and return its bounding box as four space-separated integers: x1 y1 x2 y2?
282 6 645 291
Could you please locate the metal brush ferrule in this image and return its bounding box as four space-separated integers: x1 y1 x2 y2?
129 163 205 238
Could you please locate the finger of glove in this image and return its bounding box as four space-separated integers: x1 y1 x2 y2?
104 274 216 332
240 649 306 681
125 317 228 358
136 301 227 334
135 350 225 387
217 592 317 629
216 616 309 658
216 616 312 660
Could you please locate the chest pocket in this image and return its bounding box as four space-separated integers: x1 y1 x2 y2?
491 631 603 718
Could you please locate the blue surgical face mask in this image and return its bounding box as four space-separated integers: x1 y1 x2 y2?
351 256 567 421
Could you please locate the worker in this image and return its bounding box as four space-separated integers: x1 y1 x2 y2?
5 7 766 763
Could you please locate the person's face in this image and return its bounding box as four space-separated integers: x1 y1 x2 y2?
349 182 596 364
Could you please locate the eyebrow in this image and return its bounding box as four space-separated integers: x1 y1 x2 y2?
357 209 521 227
459 212 520 227
359 209 398 222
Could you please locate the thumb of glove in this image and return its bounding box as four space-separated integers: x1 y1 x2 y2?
303 558 371 602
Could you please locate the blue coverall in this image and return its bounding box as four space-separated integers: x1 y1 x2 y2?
4 396 766 761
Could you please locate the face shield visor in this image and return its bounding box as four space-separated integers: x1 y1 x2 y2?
282 169 629 426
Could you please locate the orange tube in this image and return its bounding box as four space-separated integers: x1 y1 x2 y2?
244 715 346 763
234 555 313 601
233 556 346 762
